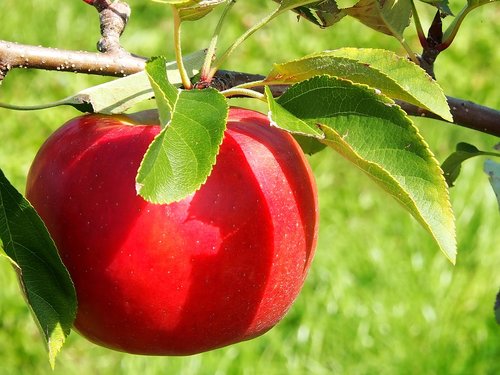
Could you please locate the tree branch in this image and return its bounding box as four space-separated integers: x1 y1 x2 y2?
85 0 132 54
0 41 145 78
397 98 500 137
209 71 500 138
0 41 499 137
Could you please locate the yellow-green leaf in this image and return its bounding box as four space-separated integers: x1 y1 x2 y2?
265 48 453 121
276 75 456 263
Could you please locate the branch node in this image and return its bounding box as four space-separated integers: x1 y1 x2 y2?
94 1 131 54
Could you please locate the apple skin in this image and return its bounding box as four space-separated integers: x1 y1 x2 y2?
25 107 318 355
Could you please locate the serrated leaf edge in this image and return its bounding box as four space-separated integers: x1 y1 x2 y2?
266 48 453 122
320 122 456 263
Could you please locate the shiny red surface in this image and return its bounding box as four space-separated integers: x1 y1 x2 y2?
26 108 318 355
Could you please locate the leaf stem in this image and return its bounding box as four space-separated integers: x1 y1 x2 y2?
411 0 427 48
0 99 72 111
206 0 318 81
400 39 419 65
221 87 266 101
441 2 484 50
200 0 236 83
172 6 192 89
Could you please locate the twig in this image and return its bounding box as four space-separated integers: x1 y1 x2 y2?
89 0 132 54
419 10 443 78
397 98 500 137
210 71 500 138
0 41 499 137
0 40 145 77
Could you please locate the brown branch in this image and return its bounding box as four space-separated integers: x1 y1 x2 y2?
397 99 500 137
210 71 500 138
0 1 136 78
419 10 444 78
0 41 499 137
0 40 145 77
92 0 131 54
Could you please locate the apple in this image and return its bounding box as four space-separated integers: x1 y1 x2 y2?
25 107 319 355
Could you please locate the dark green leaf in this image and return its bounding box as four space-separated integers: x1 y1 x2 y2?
484 159 500 211
293 134 328 155
419 0 454 15
273 0 346 27
441 142 500 187
0 169 76 368
276 75 456 263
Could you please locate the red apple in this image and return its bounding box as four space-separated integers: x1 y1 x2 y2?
25 107 318 355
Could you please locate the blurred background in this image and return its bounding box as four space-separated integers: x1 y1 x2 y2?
0 1 499 374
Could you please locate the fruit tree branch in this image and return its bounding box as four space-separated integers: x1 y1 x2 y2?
209 71 500 138
0 41 499 137
85 0 132 55
0 40 145 77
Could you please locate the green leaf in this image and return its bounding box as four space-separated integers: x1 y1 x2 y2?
0 50 206 114
441 142 500 187
344 0 412 38
265 48 452 121
276 75 456 263
0 169 77 369
418 0 454 15
276 0 324 11
153 0 226 21
265 86 324 138
293 134 328 155
273 0 346 27
137 68 228 203
484 159 500 211
467 0 498 6
145 57 179 125
442 0 498 45
266 85 326 155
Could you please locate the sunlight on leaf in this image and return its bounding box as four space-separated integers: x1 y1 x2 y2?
265 86 324 138
275 75 456 263
265 48 452 121
153 0 227 21
137 60 228 203
344 0 412 39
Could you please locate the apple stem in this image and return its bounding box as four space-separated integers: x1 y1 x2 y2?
172 6 193 90
200 0 237 83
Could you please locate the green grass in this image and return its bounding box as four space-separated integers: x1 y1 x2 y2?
1 1 499 374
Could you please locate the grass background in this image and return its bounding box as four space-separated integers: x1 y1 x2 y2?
1 0 499 374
